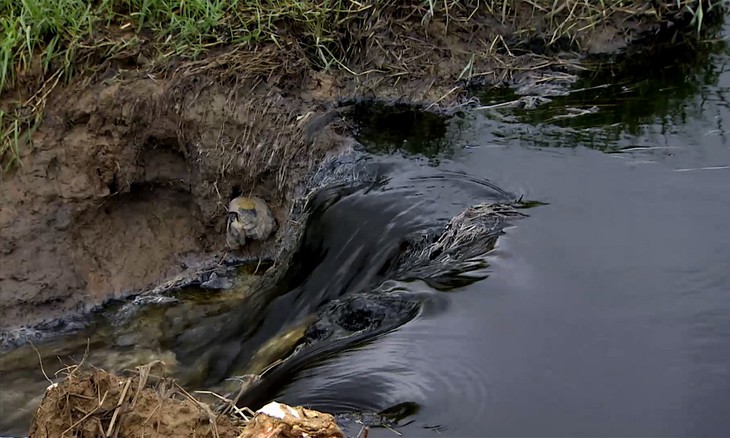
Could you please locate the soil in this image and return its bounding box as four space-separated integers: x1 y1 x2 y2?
28 366 345 438
0 76 342 340
0 4 721 437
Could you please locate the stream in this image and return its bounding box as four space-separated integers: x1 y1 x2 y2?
2 21 730 438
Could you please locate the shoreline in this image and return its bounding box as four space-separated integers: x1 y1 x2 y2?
0 0 725 352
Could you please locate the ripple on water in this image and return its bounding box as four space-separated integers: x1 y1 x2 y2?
272 306 493 434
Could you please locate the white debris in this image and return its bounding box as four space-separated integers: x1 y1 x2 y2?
240 401 343 438
257 401 301 420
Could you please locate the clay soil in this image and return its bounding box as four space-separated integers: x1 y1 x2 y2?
2 7 495 341
0 2 723 437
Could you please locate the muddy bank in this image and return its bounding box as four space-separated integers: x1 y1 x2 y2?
0 1 722 347
0 77 342 340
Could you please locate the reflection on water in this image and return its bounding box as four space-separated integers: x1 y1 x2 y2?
348 102 462 159
476 25 730 155
0 147 518 436
334 22 729 438
279 21 730 438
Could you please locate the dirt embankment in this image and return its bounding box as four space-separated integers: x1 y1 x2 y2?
0 75 340 335
0 1 717 340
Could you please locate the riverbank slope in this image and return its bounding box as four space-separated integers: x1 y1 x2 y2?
0 0 723 344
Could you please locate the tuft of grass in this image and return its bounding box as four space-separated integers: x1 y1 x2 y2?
0 110 25 173
4 0 722 94
0 0 727 174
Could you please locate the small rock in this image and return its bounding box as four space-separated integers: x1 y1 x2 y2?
53 207 72 231
227 196 277 247
200 272 233 290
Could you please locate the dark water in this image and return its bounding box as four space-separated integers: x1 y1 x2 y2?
269 27 730 437
2 22 730 438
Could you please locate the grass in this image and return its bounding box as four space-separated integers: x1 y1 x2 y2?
0 0 726 174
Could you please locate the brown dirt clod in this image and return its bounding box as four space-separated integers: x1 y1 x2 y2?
29 368 242 438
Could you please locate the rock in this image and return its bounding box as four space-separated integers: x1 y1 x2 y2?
243 317 314 375
201 272 233 290
227 196 277 247
237 401 344 438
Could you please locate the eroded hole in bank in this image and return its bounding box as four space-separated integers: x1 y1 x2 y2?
136 136 191 188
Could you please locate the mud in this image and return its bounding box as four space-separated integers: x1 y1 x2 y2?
0 77 342 341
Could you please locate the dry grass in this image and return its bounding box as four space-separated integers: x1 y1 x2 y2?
28 357 342 438
1 0 726 174
29 360 245 438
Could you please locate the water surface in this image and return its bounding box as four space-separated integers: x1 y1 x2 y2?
273 24 730 437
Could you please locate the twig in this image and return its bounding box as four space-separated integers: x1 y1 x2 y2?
56 338 91 379
174 382 220 438
30 341 53 386
383 424 403 436
473 99 521 110
62 390 109 436
425 86 460 111
143 403 161 424
357 425 369 438
131 360 165 408
194 390 233 404
105 377 133 437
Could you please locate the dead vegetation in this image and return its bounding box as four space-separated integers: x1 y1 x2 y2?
29 361 243 438
28 359 344 438
1 0 727 419
3 3 725 435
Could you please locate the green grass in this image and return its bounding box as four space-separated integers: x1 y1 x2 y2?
2 0 724 93
0 0 383 94
0 0 367 172
0 0 725 174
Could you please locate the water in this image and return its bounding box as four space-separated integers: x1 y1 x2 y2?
271 26 730 437
0 274 260 436
2 22 730 438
